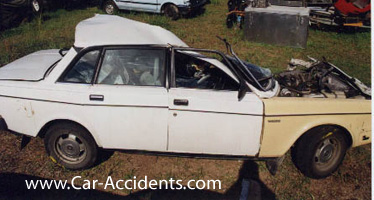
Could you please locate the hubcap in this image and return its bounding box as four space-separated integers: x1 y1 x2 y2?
318 142 334 163
32 0 40 12
106 5 114 14
55 134 86 164
314 137 341 171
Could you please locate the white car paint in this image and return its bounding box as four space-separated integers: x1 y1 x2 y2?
0 15 276 157
111 0 205 14
83 84 169 151
74 14 188 48
0 49 61 81
168 88 263 155
247 81 280 99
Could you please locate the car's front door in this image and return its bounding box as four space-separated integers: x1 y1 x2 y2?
167 50 264 156
60 47 169 152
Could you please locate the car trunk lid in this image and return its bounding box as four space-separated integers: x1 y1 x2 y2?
0 49 62 81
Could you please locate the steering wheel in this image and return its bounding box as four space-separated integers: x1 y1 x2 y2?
197 74 211 85
186 63 197 76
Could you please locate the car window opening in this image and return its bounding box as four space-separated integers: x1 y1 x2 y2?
62 50 100 84
97 49 165 86
174 51 239 91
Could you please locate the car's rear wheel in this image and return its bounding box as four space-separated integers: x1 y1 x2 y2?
291 126 348 179
103 0 117 15
44 122 98 170
164 4 179 20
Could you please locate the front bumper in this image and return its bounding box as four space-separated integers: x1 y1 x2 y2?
178 0 207 15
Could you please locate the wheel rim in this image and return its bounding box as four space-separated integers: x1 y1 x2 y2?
32 0 40 12
105 4 114 14
314 137 341 171
165 6 177 18
55 133 87 164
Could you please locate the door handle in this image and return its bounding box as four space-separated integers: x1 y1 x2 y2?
90 94 104 101
174 99 189 106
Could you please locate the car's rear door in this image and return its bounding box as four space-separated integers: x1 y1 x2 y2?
58 46 169 152
167 50 264 156
91 46 168 151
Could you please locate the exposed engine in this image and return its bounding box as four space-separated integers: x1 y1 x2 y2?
275 58 371 99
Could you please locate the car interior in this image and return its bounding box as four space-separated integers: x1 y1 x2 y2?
174 51 239 91
62 49 166 86
97 49 165 86
62 50 100 84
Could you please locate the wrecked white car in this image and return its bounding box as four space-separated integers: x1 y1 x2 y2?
102 0 207 19
0 15 370 179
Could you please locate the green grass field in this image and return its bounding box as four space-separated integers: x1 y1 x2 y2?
0 1 371 199
0 1 371 84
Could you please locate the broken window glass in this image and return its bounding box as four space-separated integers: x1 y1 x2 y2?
174 52 239 91
62 50 100 83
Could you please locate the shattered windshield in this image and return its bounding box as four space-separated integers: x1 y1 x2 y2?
241 60 272 81
227 57 272 80
214 37 275 92
179 51 272 81
174 46 276 92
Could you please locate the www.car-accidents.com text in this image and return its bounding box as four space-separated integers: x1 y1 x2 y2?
25 176 222 191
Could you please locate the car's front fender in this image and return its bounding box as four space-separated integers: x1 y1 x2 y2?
258 97 371 157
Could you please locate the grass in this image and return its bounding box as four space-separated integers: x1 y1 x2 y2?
0 131 371 199
0 1 371 84
0 1 371 199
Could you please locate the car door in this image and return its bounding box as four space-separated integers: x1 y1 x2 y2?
113 0 132 10
167 50 264 156
58 47 169 152
126 0 159 12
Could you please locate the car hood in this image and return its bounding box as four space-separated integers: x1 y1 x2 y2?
0 49 61 81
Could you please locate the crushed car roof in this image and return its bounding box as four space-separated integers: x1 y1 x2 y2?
74 14 188 48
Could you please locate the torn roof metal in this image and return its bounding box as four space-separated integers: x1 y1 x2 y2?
74 14 188 48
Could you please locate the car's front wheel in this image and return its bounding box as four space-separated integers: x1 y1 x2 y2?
103 0 117 15
44 122 98 170
291 126 348 179
164 4 180 20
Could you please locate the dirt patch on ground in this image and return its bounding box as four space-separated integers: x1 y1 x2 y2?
0 131 370 199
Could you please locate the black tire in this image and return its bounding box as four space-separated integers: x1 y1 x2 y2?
227 0 235 11
0 0 29 30
291 126 348 179
226 13 236 28
103 0 117 15
164 4 179 20
44 122 98 170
